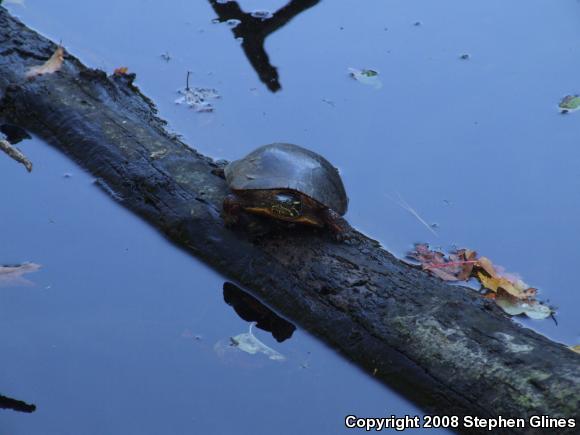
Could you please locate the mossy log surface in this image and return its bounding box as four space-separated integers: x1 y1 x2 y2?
0 9 578 433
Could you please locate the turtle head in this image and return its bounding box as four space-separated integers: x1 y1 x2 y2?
244 191 302 220
269 192 302 218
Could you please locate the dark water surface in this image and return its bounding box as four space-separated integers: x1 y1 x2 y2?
2 0 580 433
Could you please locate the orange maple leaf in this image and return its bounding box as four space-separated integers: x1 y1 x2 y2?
113 67 129 76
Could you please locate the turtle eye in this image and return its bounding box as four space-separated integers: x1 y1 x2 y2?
272 193 302 217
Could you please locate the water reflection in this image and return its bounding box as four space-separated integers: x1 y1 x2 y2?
0 394 36 413
208 0 321 92
223 281 296 342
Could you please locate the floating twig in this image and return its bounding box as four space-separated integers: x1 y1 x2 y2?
387 191 438 237
0 138 32 172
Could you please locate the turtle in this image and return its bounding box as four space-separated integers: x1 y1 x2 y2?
218 143 351 239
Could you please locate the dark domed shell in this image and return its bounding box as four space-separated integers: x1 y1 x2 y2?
225 143 348 215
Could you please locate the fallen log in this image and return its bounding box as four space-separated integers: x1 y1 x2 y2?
0 8 577 433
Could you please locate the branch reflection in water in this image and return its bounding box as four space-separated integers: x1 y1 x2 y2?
208 0 321 92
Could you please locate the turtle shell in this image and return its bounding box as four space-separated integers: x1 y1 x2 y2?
225 143 348 215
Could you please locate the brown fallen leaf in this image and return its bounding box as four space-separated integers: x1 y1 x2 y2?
428 266 461 282
0 138 32 172
408 244 553 320
25 46 64 79
409 243 444 265
408 244 478 281
454 249 478 281
409 244 455 280
0 263 41 287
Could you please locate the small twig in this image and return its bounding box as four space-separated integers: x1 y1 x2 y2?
0 138 32 172
185 71 191 91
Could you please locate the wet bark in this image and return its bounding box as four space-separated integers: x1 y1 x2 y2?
0 8 578 433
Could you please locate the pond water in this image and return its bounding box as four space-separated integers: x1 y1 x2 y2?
2 0 580 433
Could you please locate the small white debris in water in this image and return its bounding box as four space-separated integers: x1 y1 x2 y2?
251 10 273 20
175 87 220 113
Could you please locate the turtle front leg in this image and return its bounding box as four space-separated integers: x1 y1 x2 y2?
321 208 352 241
222 193 244 227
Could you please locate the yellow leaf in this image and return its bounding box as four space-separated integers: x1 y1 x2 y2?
477 272 526 298
25 46 64 78
571 345 580 354
113 66 129 76
477 272 500 292
477 257 496 277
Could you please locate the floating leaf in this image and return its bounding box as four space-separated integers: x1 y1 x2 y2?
571 345 580 354
408 243 446 267
495 291 552 320
0 136 32 172
476 256 496 277
477 272 528 299
408 244 476 281
348 68 382 89
0 263 41 287
113 66 129 76
408 244 553 320
230 323 285 361
559 95 580 112
454 249 477 280
25 46 64 79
